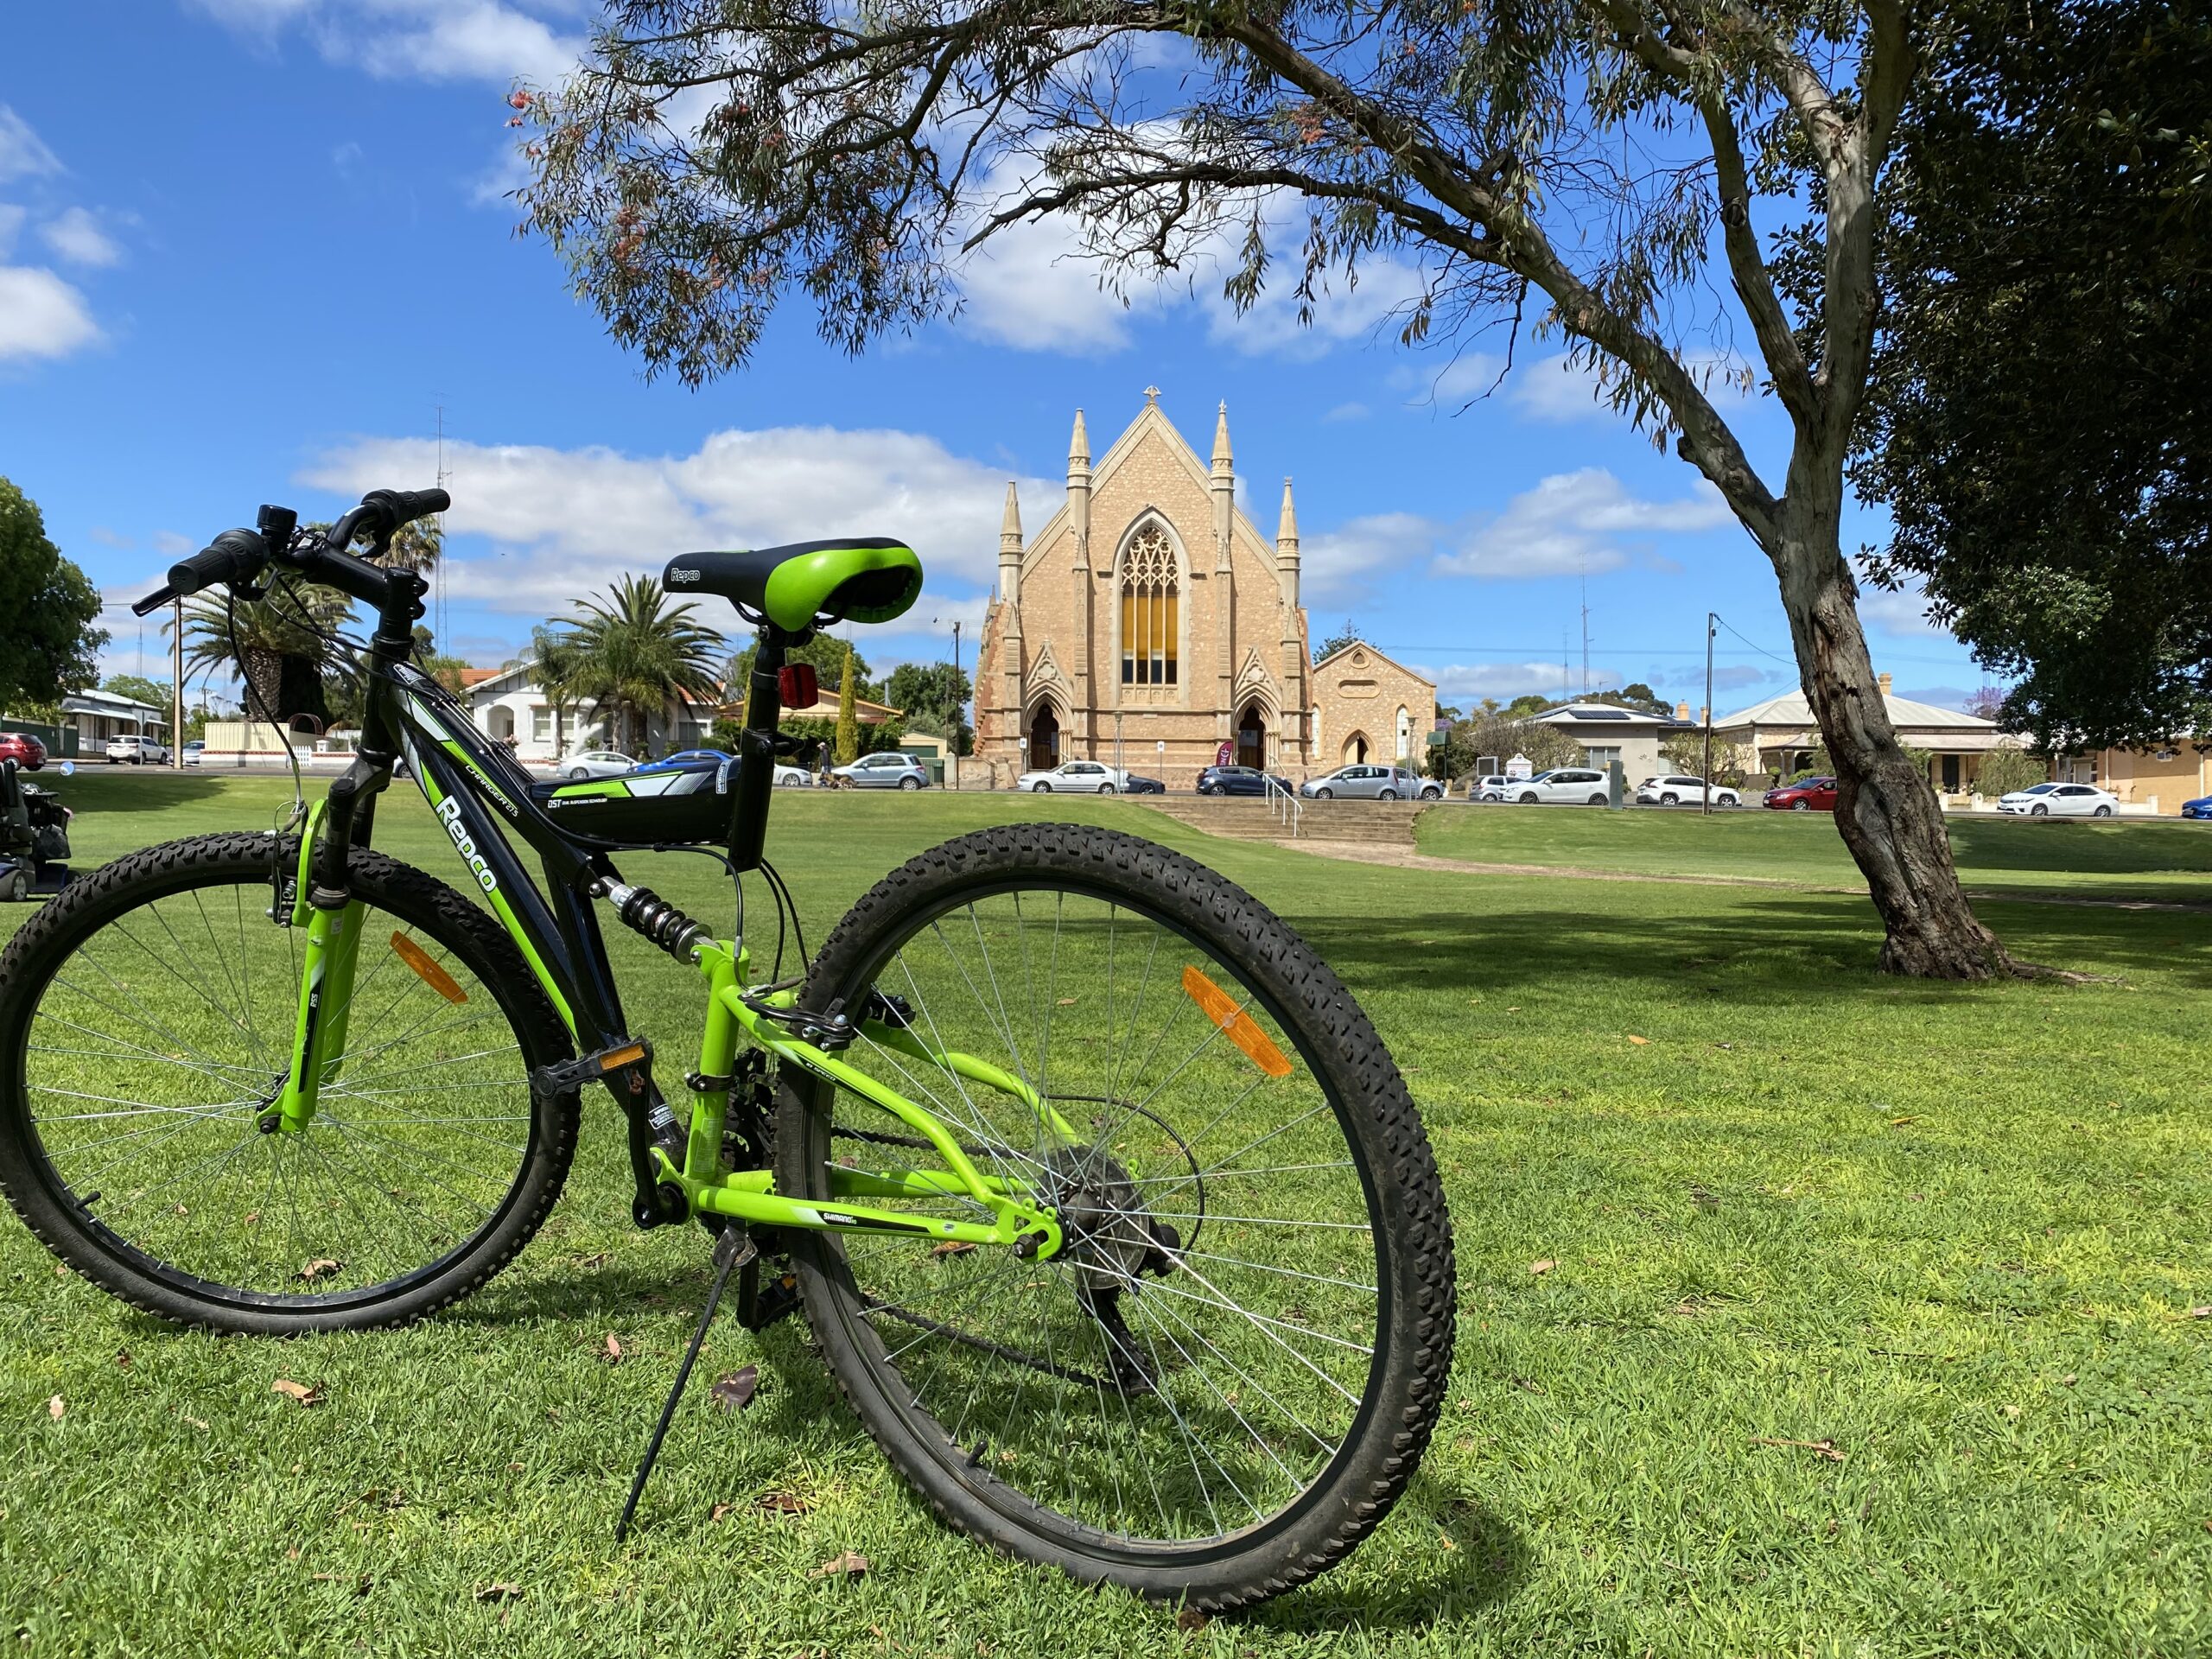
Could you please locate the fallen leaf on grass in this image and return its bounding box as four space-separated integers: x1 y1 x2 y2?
1626 1034 1649 1046
709 1502 736 1522
46 1396 63 1421
1889 1116 1921 1128
272 1379 324 1407
179 1413 208 1431
931 1240 976 1258
1529 1260 1555 1276
114 1349 131 1369
297 1258 340 1282
2188 1306 2211 1319
1176 1608 1210 1632
810 1550 869 1581
1055 997 1077 1007
573 1251 610 1269
473 1582 524 1604
756 1491 814 1516
600 1333 624 1363
1750 1436 1845 1463
709 1366 759 1413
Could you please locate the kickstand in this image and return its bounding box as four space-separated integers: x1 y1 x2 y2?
615 1227 756 1541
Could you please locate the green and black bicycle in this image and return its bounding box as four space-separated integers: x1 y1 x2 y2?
0 489 1455 1610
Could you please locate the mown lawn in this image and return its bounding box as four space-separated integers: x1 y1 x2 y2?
3 772 2208 1657
1414 798 2212 906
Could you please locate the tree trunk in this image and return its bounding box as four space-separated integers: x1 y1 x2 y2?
1769 493 2012 978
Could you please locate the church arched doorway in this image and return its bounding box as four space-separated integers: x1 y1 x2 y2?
1342 732 1370 765
1236 701 1268 770
1027 705 1060 772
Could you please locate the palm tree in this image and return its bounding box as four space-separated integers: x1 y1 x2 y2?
563 574 723 755
182 574 355 726
530 623 592 758
384 516 442 579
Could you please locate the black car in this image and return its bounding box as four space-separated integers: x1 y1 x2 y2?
1123 773 1166 794
1196 764 1294 798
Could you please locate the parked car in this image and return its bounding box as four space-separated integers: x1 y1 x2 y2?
1300 765 1440 801
0 732 48 771
634 747 810 786
1016 760 1128 793
1196 763 1294 798
1508 767 1611 805
2183 793 2212 821
1764 775 1838 811
834 752 931 790
1636 773 1741 808
560 748 639 780
1998 781 2118 817
1122 773 1165 794
1467 773 1511 801
105 734 168 766
181 740 205 766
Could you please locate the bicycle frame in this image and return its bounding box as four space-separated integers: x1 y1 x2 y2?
271 643 1065 1260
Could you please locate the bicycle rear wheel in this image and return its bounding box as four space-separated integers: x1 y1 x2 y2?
778 823 1455 1610
0 833 578 1333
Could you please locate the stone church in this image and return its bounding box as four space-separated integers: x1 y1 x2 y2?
975 391 1436 791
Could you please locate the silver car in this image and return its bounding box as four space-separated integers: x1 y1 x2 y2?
834 752 931 790
1301 764 1439 801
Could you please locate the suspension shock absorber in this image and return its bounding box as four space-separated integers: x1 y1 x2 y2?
598 880 712 960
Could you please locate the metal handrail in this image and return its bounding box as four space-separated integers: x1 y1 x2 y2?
1262 772 1303 838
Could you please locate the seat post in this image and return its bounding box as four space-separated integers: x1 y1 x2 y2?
727 631 788 874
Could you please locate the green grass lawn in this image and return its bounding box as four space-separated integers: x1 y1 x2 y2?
1414 799 2212 906
3 772 2209 1656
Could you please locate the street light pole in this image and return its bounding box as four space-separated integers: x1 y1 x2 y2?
1703 611 1716 817
950 619 962 791
172 599 185 772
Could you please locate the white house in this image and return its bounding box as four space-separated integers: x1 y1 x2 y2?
1713 675 2010 798
461 660 715 763
60 688 169 750
1530 700 1700 782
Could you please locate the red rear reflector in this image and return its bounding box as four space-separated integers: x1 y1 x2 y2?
779 664 818 708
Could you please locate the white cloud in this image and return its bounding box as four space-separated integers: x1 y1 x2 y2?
193 1 584 86
0 204 22 257
1301 512 1435 602
298 427 1056 615
951 217 1143 353
1323 402 1369 423
39 207 122 268
0 107 60 184
1853 565 1954 639
1507 353 1606 423
1390 352 1504 409
152 531 196 556
87 526 134 549
0 266 100 360
1434 468 1733 580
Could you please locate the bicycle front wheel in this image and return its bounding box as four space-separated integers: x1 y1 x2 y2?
0 833 579 1333
779 823 1455 1610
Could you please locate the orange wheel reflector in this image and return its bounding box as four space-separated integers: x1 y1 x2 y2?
1180 965 1293 1078
391 931 467 1004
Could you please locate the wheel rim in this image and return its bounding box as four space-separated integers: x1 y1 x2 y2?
793 879 1389 1551
4 864 544 1310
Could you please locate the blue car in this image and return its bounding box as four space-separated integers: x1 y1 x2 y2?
634 748 728 774
1196 764 1294 798
2183 794 2212 820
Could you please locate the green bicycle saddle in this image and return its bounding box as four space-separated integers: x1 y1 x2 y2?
664 538 923 632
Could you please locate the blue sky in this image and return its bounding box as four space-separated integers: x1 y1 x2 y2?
0 2 1988 717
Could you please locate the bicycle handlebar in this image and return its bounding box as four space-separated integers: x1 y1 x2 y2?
129 486 446 617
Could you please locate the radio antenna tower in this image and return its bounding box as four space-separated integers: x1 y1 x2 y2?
434 401 450 647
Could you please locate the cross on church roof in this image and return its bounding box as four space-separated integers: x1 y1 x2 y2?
1142 385 1160 405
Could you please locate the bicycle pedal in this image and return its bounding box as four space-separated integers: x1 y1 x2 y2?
531 1037 655 1096
736 1256 802 1332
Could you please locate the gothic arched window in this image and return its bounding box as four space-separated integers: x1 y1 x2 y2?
1120 526 1179 686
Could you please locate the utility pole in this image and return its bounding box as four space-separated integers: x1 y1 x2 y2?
1580 565 1591 696
1703 611 1717 817
950 618 962 790
172 599 185 771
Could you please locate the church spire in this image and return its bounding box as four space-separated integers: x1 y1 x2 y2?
1000 480 1022 543
1211 401 1233 473
998 481 1024 606
1068 408 1090 468
1276 477 1300 547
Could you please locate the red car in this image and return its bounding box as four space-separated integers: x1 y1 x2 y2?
0 732 48 771
1764 774 1837 811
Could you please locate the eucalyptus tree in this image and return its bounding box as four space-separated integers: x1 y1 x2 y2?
521 0 2010 976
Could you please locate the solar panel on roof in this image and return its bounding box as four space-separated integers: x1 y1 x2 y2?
1567 709 1633 720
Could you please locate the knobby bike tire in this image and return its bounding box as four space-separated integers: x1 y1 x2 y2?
0 832 579 1333
775 822 1455 1610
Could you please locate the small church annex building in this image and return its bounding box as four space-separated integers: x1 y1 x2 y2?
975 391 1434 791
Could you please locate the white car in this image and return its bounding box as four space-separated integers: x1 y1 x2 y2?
1503 766 1613 804
560 749 639 780
1467 774 1512 801
1016 760 1128 794
1999 781 2118 817
1635 773 1740 808
105 734 169 766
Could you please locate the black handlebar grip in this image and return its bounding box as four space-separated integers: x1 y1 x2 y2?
359 487 449 536
131 527 268 616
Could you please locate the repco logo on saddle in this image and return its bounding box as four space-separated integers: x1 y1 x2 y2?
436 796 498 893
